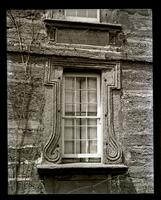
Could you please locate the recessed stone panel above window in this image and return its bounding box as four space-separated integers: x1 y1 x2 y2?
44 19 123 47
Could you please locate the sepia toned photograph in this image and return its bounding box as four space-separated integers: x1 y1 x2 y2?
7 9 153 194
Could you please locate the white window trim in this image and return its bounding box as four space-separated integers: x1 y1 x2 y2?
64 9 100 23
62 72 102 159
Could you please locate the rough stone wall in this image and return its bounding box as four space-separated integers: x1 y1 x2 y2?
7 9 153 194
7 54 46 194
117 9 152 60
120 61 153 193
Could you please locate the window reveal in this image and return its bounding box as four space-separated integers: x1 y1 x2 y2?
62 74 101 158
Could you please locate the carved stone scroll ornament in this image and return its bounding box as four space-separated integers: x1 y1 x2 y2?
43 81 61 163
43 61 62 163
103 64 122 163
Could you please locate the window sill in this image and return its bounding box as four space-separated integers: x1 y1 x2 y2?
37 163 128 175
44 19 122 31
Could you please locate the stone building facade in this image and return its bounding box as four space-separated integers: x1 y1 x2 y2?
7 9 153 194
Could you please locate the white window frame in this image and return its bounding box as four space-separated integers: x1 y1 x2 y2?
64 9 100 23
62 72 102 159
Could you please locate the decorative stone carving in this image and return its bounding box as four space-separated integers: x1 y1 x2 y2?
102 63 122 163
43 59 63 163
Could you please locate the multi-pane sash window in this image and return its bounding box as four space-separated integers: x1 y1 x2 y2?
65 9 100 23
62 73 101 158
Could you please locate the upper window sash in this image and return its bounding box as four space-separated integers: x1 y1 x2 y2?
62 73 101 118
64 9 100 23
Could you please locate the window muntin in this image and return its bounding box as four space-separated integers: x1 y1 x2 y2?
62 73 101 158
65 9 100 23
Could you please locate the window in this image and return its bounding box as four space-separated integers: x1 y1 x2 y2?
65 9 100 23
42 62 123 165
62 73 102 161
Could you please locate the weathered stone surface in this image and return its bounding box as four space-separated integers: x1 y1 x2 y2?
8 127 44 147
8 81 45 121
57 28 109 46
121 108 153 133
100 9 118 24
55 179 107 194
8 179 45 194
8 161 41 180
43 175 110 194
8 163 31 179
128 165 153 178
42 173 140 194
121 91 152 109
123 133 153 147
131 176 154 193
8 146 41 162
118 174 137 193
122 69 152 90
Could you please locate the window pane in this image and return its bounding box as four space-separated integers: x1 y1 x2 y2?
65 103 75 116
76 77 86 90
87 77 97 89
88 127 97 140
64 119 75 126
76 90 86 103
75 103 80 115
66 9 77 17
77 9 87 17
64 119 74 126
88 90 97 103
64 127 75 140
76 141 86 153
87 9 97 18
65 77 75 89
76 119 86 126
87 119 97 125
88 140 97 153
65 90 75 104
76 103 86 116
76 126 86 140
64 141 74 154
87 104 97 116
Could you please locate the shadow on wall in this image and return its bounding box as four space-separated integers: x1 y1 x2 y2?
41 172 137 194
